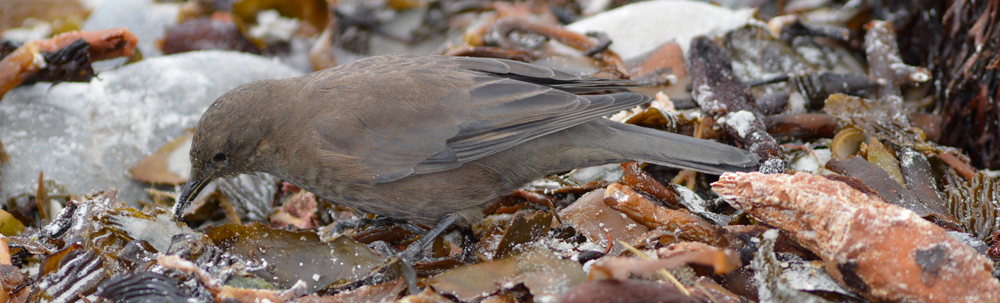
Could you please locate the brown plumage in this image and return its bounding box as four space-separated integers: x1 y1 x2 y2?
173 54 759 227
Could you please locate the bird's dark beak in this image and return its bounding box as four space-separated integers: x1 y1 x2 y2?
173 170 216 220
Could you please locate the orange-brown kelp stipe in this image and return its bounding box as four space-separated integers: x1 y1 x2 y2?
712 172 1000 303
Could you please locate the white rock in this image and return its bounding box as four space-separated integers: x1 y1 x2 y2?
0 51 303 204
566 0 756 59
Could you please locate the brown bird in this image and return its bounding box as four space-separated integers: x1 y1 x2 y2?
172 53 758 246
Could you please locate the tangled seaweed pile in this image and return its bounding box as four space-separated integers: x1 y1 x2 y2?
2 0 1000 302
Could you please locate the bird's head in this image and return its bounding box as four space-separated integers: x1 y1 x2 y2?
172 82 278 219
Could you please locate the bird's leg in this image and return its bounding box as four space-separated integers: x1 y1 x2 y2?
400 213 459 261
398 213 460 294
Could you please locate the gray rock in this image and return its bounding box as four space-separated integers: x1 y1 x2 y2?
1 51 303 205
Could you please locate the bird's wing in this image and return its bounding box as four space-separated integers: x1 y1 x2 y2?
312 55 650 183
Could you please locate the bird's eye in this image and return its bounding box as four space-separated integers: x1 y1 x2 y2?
213 152 227 162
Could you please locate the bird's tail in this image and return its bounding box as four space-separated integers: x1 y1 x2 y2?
598 119 760 174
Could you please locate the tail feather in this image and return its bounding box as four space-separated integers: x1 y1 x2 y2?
600 120 759 174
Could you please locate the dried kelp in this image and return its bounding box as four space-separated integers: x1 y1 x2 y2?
161 18 262 55
589 242 739 281
751 229 834 303
864 20 930 100
688 36 781 171
30 250 106 303
559 280 698 303
920 0 1000 169
95 272 191 303
945 172 1000 242
0 0 89 34
426 249 586 302
20 39 95 86
603 183 718 245
492 211 553 259
713 172 1000 302
0 209 24 237
823 94 929 150
231 0 330 34
4 1 1000 302
216 174 280 222
620 161 681 208
899 147 952 218
764 113 837 141
0 262 29 302
825 156 932 217
204 223 387 292
559 189 648 256
0 28 138 99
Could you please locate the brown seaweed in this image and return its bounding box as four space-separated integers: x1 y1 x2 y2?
923 0 1000 169
944 172 1000 242
713 172 1000 302
824 94 929 150
688 36 781 171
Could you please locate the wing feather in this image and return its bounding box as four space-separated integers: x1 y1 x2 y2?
310 54 651 181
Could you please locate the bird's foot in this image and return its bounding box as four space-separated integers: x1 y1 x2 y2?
398 214 460 295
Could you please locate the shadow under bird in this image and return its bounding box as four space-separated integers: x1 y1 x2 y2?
172 53 759 260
